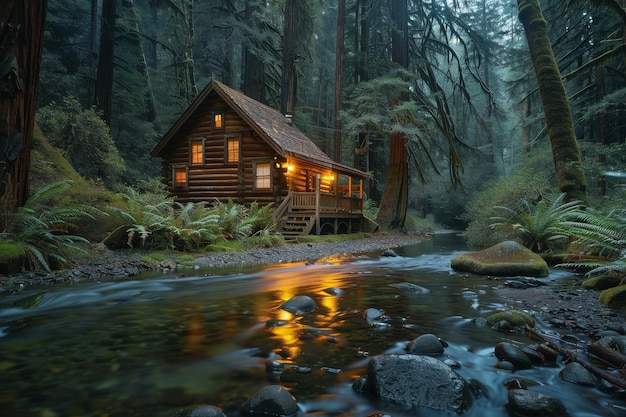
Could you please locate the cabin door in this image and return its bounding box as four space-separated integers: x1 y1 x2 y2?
306 171 317 192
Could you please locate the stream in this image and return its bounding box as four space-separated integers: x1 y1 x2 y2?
0 234 623 417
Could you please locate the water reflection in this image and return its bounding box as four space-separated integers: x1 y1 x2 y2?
0 234 623 417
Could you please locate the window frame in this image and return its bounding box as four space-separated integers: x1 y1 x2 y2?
225 134 241 164
172 165 188 188
253 160 272 190
189 136 205 165
213 111 225 130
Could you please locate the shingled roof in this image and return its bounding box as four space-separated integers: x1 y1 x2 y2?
151 79 368 178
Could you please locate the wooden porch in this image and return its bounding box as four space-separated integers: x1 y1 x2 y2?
273 190 373 239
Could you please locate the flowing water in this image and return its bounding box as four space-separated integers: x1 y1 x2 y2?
0 234 623 417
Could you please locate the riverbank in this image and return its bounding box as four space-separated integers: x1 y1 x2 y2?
1 232 624 334
0 233 429 292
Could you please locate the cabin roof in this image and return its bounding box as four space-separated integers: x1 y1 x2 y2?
151 79 369 179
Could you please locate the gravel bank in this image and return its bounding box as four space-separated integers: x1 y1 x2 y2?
0 234 428 292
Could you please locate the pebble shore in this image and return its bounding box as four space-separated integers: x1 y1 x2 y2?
0 234 428 292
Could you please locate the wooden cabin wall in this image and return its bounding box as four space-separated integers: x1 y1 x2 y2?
161 95 288 207
286 160 334 194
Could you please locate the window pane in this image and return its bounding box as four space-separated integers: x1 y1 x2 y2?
191 140 203 164
227 138 239 162
174 167 187 185
214 113 223 128
256 163 270 189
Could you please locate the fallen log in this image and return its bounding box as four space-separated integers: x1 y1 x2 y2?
526 325 626 390
589 342 626 369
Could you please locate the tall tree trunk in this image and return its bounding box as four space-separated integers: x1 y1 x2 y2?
95 0 117 126
127 0 157 122
0 0 48 230
243 0 265 103
334 0 345 163
281 0 298 115
376 0 409 230
596 65 606 196
517 0 587 203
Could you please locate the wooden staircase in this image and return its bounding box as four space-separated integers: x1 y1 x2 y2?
279 213 315 241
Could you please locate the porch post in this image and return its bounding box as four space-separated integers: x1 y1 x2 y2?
315 174 321 235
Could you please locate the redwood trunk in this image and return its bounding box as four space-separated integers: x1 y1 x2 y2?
334 0 345 163
376 132 408 229
280 0 298 115
0 0 48 229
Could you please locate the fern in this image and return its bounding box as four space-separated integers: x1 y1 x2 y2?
489 193 584 252
6 180 100 271
558 207 626 278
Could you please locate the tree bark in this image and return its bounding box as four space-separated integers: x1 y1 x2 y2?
280 0 298 115
0 0 48 230
243 0 265 103
376 0 409 230
334 0 345 163
517 0 588 204
95 0 117 126
376 132 409 229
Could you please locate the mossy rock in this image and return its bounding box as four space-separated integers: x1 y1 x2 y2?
451 241 549 277
581 275 623 290
599 285 626 311
0 240 25 274
486 310 535 328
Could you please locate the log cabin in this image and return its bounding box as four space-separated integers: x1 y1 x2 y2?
151 79 375 238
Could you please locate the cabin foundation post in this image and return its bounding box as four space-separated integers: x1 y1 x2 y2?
315 174 321 235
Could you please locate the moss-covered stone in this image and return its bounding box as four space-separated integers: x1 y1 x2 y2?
486 310 535 328
581 275 623 290
0 241 25 274
451 241 549 277
599 285 626 311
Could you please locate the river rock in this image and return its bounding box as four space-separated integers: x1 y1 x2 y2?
599 285 626 310
173 405 226 417
389 282 430 294
495 342 532 370
507 389 568 417
362 353 469 413
581 275 623 290
486 310 535 330
405 333 445 356
241 385 299 417
279 295 316 315
559 362 597 386
450 241 549 277
382 249 399 257
363 307 385 323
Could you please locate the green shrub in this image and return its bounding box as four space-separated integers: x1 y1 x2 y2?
36 97 125 187
462 150 556 247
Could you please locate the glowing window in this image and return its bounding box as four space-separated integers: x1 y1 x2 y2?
255 162 271 189
214 113 224 129
190 138 204 164
227 137 240 163
173 166 187 186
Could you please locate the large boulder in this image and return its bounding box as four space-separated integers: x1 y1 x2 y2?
599 285 626 310
360 353 469 413
451 241 549 277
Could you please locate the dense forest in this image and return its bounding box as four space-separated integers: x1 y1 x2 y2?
0 1 624 274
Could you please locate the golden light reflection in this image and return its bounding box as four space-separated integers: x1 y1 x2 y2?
258 263 350 361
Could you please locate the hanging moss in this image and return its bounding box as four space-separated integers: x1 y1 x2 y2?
517 0 588 204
